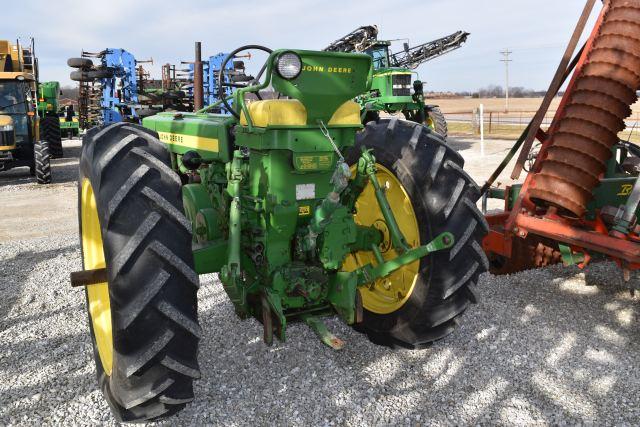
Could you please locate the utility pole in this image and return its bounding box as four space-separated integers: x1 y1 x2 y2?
500 49 512 112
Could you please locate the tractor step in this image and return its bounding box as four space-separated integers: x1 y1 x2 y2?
302 315 345 350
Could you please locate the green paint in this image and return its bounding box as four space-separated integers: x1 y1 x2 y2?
354 42 428 125
143 49 453 346
559 244 585 267
37 81 59 117
361 148 410 252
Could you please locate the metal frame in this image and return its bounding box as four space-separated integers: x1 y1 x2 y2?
482 1 640 272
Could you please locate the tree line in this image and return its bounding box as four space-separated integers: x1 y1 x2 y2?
448 85 557 98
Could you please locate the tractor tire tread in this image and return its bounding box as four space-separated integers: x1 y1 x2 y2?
41 115 63 158
79 122 199 422
348 118 487 349
34 140 51 184
427 106 448 138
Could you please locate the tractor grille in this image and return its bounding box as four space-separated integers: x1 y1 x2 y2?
392 74 412 96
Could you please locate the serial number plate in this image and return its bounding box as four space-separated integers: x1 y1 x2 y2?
296 183 316 200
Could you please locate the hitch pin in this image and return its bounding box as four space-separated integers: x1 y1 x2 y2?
70 268 107 287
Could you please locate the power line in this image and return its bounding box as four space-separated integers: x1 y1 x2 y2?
500 49 512 112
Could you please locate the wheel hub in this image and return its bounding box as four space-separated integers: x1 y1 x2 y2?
342 164 421 314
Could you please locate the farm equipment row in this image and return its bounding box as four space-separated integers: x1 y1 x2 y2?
324 26 470 136
68 48 192 128
0 38 65 184
68 0 640 422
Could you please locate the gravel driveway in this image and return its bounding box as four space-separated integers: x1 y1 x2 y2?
0 137 638 425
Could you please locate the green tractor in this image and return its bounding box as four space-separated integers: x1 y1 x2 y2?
58 105 80 139
0 39 51 184
324 26 470 138
75 46 487 422
36 80 64 158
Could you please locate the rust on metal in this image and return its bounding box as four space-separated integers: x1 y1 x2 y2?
483 215 562 275
529 0 640 217
70 268 108 287
511 0 597 180
515 214 640 264
193 41 204 111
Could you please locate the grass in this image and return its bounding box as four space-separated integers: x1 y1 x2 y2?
448 121 640 143
435 97 640 116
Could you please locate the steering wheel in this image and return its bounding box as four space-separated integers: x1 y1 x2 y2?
219 45 273 119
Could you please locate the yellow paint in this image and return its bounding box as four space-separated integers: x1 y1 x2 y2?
158 131 219 152
425 116 435 131
239 99 360 127
342 164 420 314
80 179 113 376
298 205 311 216
0 40 35 80
0 71 35 81
302 65 353 74
295 154 333 171
34 117 39 141
328 101 360 125
0 115 12 126
240 99 307 127
0 144 16 150
618 184 633 196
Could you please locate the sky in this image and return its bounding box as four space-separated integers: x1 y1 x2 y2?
6 0 600 92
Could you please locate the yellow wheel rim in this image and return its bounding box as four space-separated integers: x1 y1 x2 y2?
425 116 435 131
80 178 113 376
342 164 421 314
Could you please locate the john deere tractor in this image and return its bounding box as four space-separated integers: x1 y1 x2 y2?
59 104 80 139
75 46 487 422
37 80 64 158
325 26 470 138
0 39 51 183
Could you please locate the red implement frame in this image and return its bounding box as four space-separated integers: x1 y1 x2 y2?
482 2 640 269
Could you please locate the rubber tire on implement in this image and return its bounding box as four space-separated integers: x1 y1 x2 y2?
70 69 112 82
347 118 488 348
426 106 448 139
67 57 94 68
79 123 200 422
34 139 51 184
41 115 63 158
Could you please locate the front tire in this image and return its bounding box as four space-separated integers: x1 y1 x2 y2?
34 140 51 184
79 123 200 422
426 106 448 139
346 118 488 348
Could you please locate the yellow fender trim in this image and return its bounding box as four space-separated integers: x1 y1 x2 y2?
240 99 361 127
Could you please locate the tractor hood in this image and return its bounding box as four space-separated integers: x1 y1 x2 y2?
0 113 16 150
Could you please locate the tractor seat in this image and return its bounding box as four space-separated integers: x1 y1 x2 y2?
239 99 361 127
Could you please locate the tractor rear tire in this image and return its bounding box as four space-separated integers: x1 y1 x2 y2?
362 111 380 125
79 123 200 422
34 140 51 184
347 118 488 348
426 106 448 139
41 115 63 158
67 57 94 68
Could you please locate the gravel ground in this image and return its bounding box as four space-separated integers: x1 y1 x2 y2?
1 136 639 425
